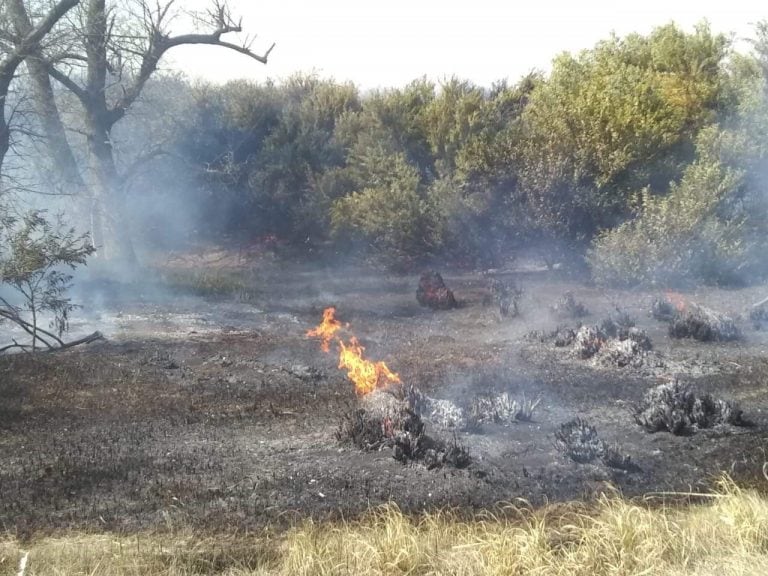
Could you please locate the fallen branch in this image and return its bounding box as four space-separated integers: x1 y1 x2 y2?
51 330 104 351
0 331 104 354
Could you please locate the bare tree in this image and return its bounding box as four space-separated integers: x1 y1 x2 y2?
0 0 80 176
32 0 275 262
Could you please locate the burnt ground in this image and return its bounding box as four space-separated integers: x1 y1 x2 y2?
2 258 768 534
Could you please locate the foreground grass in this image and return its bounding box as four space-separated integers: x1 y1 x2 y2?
3 477 768 575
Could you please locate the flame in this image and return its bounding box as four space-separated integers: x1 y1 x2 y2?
306 306 342 352
665 290 687 313
339 337 402 396
307 307 401 396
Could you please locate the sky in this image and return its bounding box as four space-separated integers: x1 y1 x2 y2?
166 0 767 90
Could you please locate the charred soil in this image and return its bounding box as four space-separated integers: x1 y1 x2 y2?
2 259 768 534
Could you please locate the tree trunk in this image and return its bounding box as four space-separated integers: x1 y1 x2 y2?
79 0 136 263
86 116 136 263
0 74 14 177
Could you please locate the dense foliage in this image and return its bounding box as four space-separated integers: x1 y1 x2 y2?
116 22 768 283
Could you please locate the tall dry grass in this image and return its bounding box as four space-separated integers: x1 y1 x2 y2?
3 476 768 575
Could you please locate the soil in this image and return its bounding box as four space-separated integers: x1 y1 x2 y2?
2 258 768 534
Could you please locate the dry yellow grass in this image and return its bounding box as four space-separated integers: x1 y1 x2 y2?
3 476 768 576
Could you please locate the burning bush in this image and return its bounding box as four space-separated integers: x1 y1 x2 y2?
633 381 745 435
554 418 637 471
573 325 606 359
416 271 457 310
650 294 741 342
307 307 401 395
668 303 741 342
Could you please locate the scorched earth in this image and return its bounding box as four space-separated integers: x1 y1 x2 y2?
2 256 768 534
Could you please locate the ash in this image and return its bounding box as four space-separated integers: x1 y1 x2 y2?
555 418 637 471
633 381 745 435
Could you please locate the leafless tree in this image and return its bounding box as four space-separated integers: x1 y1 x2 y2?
0 0 80 177
20 0 275 262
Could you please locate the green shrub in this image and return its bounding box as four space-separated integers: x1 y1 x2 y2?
330 152 444 269
588 156 746 286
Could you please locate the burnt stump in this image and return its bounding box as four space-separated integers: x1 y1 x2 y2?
417 271 457 310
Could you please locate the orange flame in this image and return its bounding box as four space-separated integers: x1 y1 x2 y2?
339 337 401 396
665 290 687 313
307 307 401 396
306 306 342 352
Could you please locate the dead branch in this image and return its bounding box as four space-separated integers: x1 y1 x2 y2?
104 0 274 126
51 330 104 351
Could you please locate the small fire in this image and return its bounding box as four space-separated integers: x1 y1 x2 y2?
307 307 401 396
339 337 401 396
306 306 342 352
665 290 687 313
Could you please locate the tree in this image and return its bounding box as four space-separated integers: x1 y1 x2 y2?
0 209 98 353
517 23 730 242
13 0 273 262
0 0 80 176
330 149 442 269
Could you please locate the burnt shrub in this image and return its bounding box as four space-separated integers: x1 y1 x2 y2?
555 418 637 471
336 398 470 469
633 381 745 435
551 292 589 319
667 304 741 342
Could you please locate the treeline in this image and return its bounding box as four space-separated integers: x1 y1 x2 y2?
144 22 768 284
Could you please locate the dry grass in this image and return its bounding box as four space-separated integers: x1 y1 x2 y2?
3 476 768 575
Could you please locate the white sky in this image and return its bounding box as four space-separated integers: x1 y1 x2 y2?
166 0 767 90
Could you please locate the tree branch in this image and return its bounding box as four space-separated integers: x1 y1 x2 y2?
106 1 274 125
166 34 275 62
16 0 80 51
47 65 89 103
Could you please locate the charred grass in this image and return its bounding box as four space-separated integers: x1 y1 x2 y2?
5 265 768 573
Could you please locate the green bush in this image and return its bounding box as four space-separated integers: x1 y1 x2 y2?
330 152 444 269
588 156 746 286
